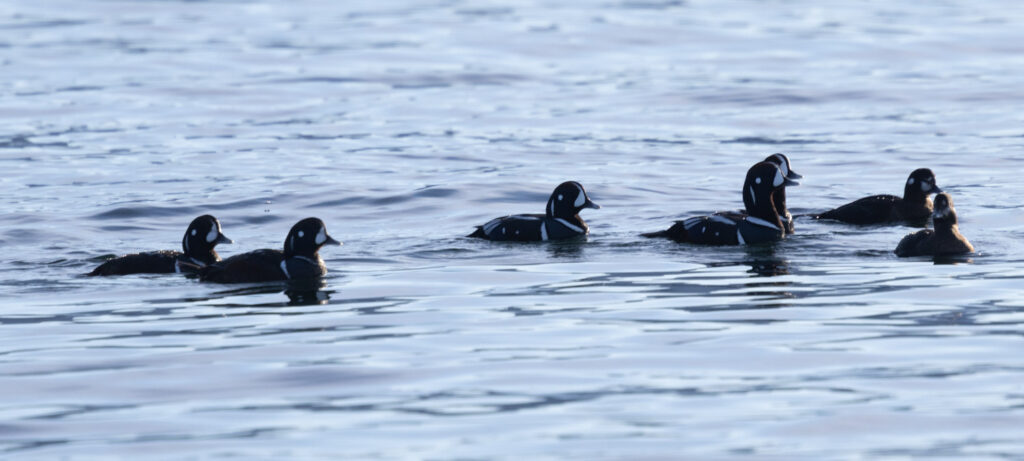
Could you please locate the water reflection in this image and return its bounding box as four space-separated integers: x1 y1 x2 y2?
285 279 331 305
933 255 974 265
196 279 332 306
545 239 586 259
744 245 790 277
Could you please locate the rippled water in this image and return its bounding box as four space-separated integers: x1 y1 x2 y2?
3 0 1024 458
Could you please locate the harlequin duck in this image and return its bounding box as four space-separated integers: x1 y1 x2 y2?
895 193 973 257
199 217 341 283
762 153 802 234
642 161 799 245
468 181 600 241
88 214 232 276
813 168 941 225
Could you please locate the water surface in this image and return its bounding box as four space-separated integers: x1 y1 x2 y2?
2 0 1024 458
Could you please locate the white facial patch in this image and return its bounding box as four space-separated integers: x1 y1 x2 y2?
315 227 327 245
191 229 197 236
206 226 218 243
558 194 563 201
773 169 785 187
755 177 762 185
908 178 915 185
920 181 930 192
574 185 586 207
776 157 790 176
298 230 305 238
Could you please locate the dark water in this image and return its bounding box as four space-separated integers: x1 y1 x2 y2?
3 0 1024 458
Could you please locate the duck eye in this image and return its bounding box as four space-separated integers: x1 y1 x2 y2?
298 231 305 238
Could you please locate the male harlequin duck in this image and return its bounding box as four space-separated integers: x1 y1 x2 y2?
762 153 802 234
468 181 600 241
642 161 799 245
88 214 232 276
813 168 941 225
199 217 341 283
895 193 974 257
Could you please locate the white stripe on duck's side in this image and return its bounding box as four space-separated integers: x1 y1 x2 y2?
682 217 703 230
710 215 735 225
540 222 548 241
482 218 503 235
280 260 291 280
554 218 585 234
746 216 781 230
736 229 746 244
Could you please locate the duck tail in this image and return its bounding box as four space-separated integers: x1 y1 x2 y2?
467 227 486 238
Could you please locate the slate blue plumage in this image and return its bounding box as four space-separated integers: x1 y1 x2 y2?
642 161 799 245
814 168 941 225
468 181 600 241
88 215 232 276
200 217 341 283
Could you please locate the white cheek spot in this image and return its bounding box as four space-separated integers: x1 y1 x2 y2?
298 230 305 238
773 170 785 187
755 177 762 184
920 181 929 192
206 227 218 243
574 185 586 207
315 227 326 245
191 229 197 236
558 194 563 201
908 178 915 185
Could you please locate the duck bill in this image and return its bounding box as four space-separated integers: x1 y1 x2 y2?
324 234 343 246
782 177 800 187
931 185 943 194
787 170 803 180
216 233 233 245
584 198 601 210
